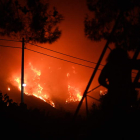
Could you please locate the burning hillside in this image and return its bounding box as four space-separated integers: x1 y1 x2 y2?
8 62 83 108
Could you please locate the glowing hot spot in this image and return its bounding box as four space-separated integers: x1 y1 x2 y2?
13 62 55 108
66 84 82 103
66 69 82 103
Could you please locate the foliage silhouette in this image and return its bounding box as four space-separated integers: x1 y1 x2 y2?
0 0 63 43
85 0 140 50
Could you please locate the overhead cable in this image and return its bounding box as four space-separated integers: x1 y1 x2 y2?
28 42 105 66
0 38 21 42
0 45 21 49
25 47 102 70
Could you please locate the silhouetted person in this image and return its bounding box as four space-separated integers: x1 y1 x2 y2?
98 48 137 111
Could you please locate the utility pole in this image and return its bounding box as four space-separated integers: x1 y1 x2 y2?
21 38 24 104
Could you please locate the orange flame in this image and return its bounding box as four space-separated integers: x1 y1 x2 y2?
29 62 41 76
13 62 55 108
66 84 82 103
11 64 82 107
66 72 82 103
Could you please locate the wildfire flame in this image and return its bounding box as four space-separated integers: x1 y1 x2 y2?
11 64 82 108
13 62 55 107
29 62 41 76
66 72 82 103
66 84 82 103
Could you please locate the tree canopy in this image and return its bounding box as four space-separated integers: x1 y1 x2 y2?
85 0 140 50
0 0 63 43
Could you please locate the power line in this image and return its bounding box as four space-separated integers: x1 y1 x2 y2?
28 42 105 66
25 47 102 70
28 44 137 74
0 45 21 49
0 38 21 43
0 39 105 66
0 44 138 74
23 45 140 75
1 40 137 74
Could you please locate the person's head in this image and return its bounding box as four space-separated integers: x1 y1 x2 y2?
107 48 129 63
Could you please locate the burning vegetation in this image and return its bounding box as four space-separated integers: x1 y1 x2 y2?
8 62 83 108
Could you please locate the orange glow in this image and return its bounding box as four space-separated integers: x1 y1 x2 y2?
66 84 82 102
29 62 41 76
66 70 82 103
100 90 107 96
0 0 105 111
10 62 83 107
8 87 10 91
67 72 70 78
15 77 21 90
13 62 55 108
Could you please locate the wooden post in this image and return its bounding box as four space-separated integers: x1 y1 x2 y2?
21 38 24 103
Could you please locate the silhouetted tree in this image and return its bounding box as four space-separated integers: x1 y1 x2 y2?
85 0 140 50
0 0 63 43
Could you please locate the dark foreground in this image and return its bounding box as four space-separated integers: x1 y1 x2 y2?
1 92 140 140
